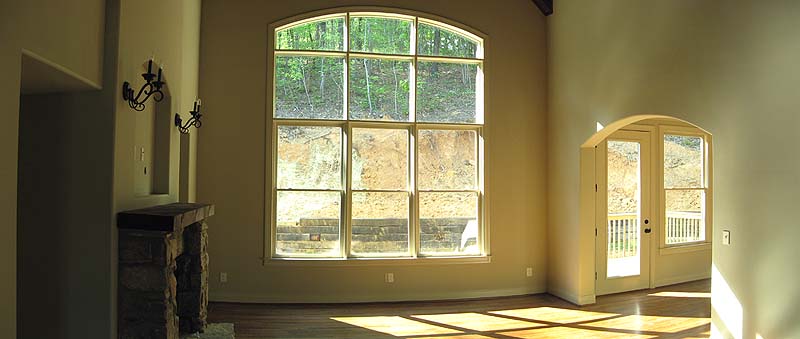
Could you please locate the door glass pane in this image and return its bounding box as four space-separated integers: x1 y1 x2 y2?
275 191 341 257
607 140 641 278
666 190 705 244
419 192 479 256
351 192 410 256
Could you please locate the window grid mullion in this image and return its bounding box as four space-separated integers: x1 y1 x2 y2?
270 122 278 259
349 52 414 61
409 16 420 258
342 13 352 259
344 125 353 258
274 50 347 58
417 55 484 64
352 189 412 193
412 124 420 257
272 12 485 260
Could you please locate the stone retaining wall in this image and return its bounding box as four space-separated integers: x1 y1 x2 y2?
277 218 476 254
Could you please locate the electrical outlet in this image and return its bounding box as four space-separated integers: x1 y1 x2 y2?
220 272 228 283
385 273 394 283
722 230 731 245
526 267 533 277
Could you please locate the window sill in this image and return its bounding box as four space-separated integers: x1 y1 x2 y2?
264 255 491 267
659 242 711 255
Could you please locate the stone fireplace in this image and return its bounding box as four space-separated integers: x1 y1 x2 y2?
117 203 214 339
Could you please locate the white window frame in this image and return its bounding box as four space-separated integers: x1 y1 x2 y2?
658 125 713 251
266 9 488 262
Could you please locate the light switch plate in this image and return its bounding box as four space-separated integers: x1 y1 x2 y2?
722 230 731 245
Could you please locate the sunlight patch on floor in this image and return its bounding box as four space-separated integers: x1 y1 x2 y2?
500 326 655 339
331 316 461 336
648 291 711 298
414 335 494 339
490 306 618 324
585 315 710 333
412 312 545 332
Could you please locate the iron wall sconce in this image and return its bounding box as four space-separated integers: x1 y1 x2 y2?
122 59 165 111
175 99 203 134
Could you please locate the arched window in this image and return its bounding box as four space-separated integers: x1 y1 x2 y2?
269 11 485 259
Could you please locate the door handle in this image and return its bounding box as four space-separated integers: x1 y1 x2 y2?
644 228 652 234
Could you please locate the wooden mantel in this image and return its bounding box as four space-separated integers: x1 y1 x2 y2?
117 202 215 233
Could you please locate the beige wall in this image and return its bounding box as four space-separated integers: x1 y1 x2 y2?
111 1 202 338
4 0 202 337
0 46 22 339
113 0 202 212
198 0 548 302
548 1 800 338
0 0 106 336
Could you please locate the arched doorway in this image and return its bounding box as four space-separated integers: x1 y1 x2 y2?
581 115 713 296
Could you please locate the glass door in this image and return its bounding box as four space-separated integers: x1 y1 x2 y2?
596 130 652 295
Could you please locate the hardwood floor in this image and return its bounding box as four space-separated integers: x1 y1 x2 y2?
208 279 710 339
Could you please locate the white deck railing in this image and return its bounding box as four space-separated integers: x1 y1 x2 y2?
665 211 704 244
607 214 639 259
607 212 703 258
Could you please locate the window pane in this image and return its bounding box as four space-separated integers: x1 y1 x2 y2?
275 55 344 120
417 22 478 58
418 129 477 190
276 191 341 256
417 61 478 123
277 126 341 190
351 192 410 256
419 192 479 255
276 17 345 51
664 134 704 188
349 17 412 55
349 58 411 121
665 190 705 244
352 128 408 190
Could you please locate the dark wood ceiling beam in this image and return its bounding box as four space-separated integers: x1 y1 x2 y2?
531 0 554 16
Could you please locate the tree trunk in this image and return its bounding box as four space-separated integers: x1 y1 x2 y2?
318 22 326 94
364 21 373 114
432 29 441 74
392 61 399 116
364 59 373 114
300 62 313 111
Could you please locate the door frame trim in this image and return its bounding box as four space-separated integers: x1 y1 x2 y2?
595 125 656 296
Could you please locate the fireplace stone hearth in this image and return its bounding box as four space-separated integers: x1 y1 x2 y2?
117 203 214 339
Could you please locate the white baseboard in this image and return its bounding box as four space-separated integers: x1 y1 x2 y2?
210 283 547 304
546 286 595 305
578 293 596 305
655 272 711 288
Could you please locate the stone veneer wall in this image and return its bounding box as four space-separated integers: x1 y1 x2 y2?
118 221 208 339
